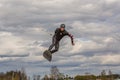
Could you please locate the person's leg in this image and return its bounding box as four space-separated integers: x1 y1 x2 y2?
50 41 59 54
48 43 54 51
48 36 56 51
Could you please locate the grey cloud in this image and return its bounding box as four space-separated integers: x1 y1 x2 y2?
0 53 29 58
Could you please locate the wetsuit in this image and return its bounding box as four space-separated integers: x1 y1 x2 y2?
48 28 74 54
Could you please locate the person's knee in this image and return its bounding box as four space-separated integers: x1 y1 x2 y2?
50 44 55 47
55 48 59 51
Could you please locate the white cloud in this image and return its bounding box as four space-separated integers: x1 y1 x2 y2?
89 54 120 65
0 31 27 55
105 0 119 4
21 55 44 62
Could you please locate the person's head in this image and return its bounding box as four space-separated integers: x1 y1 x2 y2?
60 24 65 31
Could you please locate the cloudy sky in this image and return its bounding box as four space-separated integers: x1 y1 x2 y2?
0 0 120 77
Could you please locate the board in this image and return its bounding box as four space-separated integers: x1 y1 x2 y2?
43 50 52 62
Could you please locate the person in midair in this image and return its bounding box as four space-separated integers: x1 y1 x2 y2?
48 24 75 54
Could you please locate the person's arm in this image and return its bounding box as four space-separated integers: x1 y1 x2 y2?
68 33 75 45
53 28 59 37
65 31 75 45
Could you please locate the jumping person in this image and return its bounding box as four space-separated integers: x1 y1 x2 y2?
48 24 75 54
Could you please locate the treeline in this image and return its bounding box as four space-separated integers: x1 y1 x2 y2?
42 74 74 80
74 74 120 80
0 70 27 80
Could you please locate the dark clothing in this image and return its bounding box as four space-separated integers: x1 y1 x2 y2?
49 28 74 54
48 37 59 53
54 28 69 41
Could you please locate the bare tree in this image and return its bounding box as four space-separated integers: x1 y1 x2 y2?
101 70 106 80
44 75 49 80
20 67 27 80
50 66 60 80
37 75 40 80
109 70 113 80
101 70 106 76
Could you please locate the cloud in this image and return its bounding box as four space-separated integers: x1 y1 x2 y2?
0 31 27 55
94 54 120 65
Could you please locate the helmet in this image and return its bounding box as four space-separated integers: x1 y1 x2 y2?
60 24 65 28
